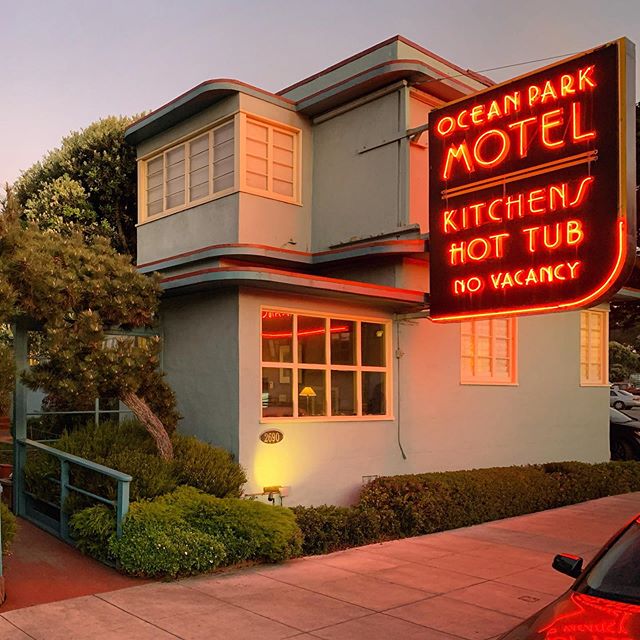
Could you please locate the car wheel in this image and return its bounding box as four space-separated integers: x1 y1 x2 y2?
611 438 637 461
613 401 625 410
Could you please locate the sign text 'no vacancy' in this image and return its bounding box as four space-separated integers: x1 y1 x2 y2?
428 38 636 322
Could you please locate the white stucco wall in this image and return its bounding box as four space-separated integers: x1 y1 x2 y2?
237 288 609 506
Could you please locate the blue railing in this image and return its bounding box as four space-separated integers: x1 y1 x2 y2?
15 438 131 542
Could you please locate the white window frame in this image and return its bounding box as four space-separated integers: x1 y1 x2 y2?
239 113 302 206
138 115 238 224
260 307 392 422
460 318 518 385
580 309 609 386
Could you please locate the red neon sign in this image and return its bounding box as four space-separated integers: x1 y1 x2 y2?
428 39 636 322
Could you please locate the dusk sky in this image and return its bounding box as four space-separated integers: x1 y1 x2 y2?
2 0 639 187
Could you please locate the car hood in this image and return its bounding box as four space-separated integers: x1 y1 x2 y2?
501 592 640 639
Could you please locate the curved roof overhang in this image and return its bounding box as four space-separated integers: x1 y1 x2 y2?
160 265 426 309
293 59 486 117
125 79 295 146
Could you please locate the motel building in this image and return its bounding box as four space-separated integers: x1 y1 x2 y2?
124 36 637 506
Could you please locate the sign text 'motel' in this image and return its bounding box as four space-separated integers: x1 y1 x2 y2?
428 39 636 321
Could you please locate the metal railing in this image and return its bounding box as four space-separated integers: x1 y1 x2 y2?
15 438 132 541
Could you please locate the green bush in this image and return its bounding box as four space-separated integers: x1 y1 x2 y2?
69 504 117 564
71 487 302 578
293 505 382 555
359 461 640 539
1 502 17 554
173 436 247 498
293 461 640 555
159 486 302 563
25 420 246 513
109 500 227 578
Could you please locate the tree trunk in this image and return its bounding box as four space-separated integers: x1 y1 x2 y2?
122 390 174 460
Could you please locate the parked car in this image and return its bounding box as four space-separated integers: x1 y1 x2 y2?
610 387 640 410
500 514 640 638
610 407 640 461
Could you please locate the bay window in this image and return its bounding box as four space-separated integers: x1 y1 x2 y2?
261 310 390 420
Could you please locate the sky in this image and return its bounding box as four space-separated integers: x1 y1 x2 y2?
1 0 639 186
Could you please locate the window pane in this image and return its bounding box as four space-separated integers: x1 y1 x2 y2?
461 334 473 357
190 134 209 157
475 320 490 336
214 156 234 179
461 356 473 377
147 197 163 217
214 173 234 192
273 162 293 181
166 190 185 209
493 319 508 338
477 357 491 375
262 368 293 418
330 320 355 365
214 121 234 145
477 336 490 357
247 172 268 190
247 121 268 143
362 322 386 366
273 130 293 151
273 179 293 196
331 371 356 416
363 371 386 415
262 311 293 363
298 369 326 417
147 156 163 176
273 146 294 166
298 316 326 364
495 358 509 377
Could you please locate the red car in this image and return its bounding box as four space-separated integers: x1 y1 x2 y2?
500 515 640 639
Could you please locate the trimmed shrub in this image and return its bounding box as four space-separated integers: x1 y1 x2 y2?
159 486 302 563
109 500 227 578
293 505 382 555
173 436 247 498
71 486 302 577
359 461 640 538
24 420 246 512
69 504 117 564
293 461 640 555
1 502 17 554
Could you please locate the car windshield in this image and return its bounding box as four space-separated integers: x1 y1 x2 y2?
610 408 634 424
580 519 640 605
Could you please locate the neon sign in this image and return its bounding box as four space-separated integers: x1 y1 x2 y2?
428 39 636 322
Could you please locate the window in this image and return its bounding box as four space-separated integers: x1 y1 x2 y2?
261 310 390 420
581 309 608 385
242 115 299 203
461 318 517 384
143 119 235 219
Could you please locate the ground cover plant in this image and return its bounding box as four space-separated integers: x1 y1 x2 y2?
294 461 640 555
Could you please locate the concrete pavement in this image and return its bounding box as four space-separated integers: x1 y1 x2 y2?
1 492 639 640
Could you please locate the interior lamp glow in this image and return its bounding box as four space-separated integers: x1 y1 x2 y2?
299 386 316 415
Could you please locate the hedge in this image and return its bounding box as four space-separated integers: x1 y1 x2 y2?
295 461 640 555
70 486 302 578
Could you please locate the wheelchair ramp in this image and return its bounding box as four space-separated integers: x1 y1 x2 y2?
2 518 146 612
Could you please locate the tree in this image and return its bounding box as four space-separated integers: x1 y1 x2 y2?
12 116 139 256
0 209 178 459
609 341 640 382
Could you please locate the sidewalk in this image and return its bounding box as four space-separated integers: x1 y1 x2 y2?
2 492 639 640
